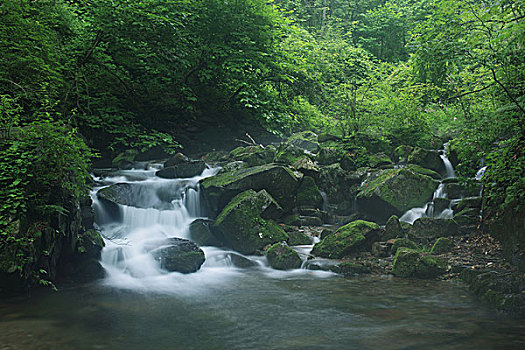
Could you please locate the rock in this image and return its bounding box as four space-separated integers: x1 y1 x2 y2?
292 156 320 179
406 164 442 180
317 147 344 165
156 160 206 178
453 208 480 230
392 248 446 278
334 262 370 275
213 190 288 255
368 152 393 168
274 142 311 166
287 131 320 153
150 238 205 273
383 215 404 240
201 163 299 214
318 133 341 143
164 152 189 168
286 230 312 245
371 242 390 257
189 219 221 246
298 216 323 226
266 242 302 270
219 161 247 174
433 197 451 214
454 196 482 212
318 164 361 208
296 176 323 209
112 149 138 169
320 228 335 240
311 220 381 259
391 238 419 255
408 217 459 240
357 168 439 223
96 183 135 218
229 145 276 166
408 147 446 175
227 253 258 268
430 237 454 254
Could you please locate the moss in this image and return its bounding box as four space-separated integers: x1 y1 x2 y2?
407 147 445 174
287 230 312 245
394 145 414 161
274 143 310 166
296 176 323 208
368 152 393 168
383 215 404 240
266 243 302 270
392 248 446 279
430 237 453 254
229 146 275 166
405 164 442 180
391 238 418 255
311 220 379 258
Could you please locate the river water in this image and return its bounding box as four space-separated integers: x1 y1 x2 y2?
0 162 524 349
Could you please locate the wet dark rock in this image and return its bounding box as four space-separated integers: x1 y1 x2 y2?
156 160 206 179
274 142 311 166
189 219 222 246
433 197 451 214
266 242 302 270
391 238 419 255
150 238 205 273
408 217 460 241
292 156 320 179
407 147 446 175
333 261 371 275
431 237 454 254
112 149 138 170
287 131 320 153
392 248 446 279
229 145 276 167
286 230 312 245
164 152 190 168
317 147 344 166
296 176 323 209
383 215 404 240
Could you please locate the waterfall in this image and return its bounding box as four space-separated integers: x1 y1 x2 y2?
400 144 456 224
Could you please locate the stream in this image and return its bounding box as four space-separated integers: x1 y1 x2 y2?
1 160 524 349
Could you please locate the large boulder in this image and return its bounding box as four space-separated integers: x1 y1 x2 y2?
149 238 205 274
408 217 459 241
357 168 439 223
317 147 344 166
368 152 393 168
188 219 222 246
311 220 380 259
407 147 446 175
213 190 288 255
287 131 320 153
383 215 404 240
392 248 446 279
266 242 302 270
292 156 320 179
164 152 190 168
274 142 311 166
296 176 323 209
156 160 206 179
200 163 299 214
430 237 454 254
229 145 276 166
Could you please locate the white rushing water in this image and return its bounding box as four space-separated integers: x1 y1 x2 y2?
400 144 456 224
92 163 330 294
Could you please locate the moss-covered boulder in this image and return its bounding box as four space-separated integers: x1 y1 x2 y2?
296 176 323 209
288 131 320 153
156 160 206 179
229 145 276 166
408 217 459 240
274 142 311 166
317 147 345 165
201 163 299 214
266 243 302 270
391 238 419 255
405 164 442 180
150 238 205 274
318 164 362 208
383 215 404 240
292 156 320 179
311 220 381 258
407 147 446 175
213 190 288 255
368 152 393 168
430 237 454 254
454 196 482 212
356 168 439 223
286 230 312 245
189 219 221 246
392 248 446 279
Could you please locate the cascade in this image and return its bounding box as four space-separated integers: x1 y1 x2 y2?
400 144 456 224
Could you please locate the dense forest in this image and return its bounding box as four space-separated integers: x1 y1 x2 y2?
0 0 523 299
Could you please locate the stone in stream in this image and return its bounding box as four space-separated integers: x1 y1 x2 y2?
266 242 302 270
164 152 190 167
213 190 288 255
188 219 222 247
407 147 446 175
200 163 299 214
286 230 312 246
311 220 381 259
392 248 446 279
156 160 206 179
356 168 439 223
148 238 205 274
391 238 419 255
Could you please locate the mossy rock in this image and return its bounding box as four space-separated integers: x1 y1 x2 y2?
213 190 288 255
266 243 302 270
317 147 345 166
357 168 439 223
286 230 312 245
274 142 311 166
405 164 442 180
454 196 482 212
383 215 404 240
287 131 320 153
156 160 206 178
112 149 138 169
318 133 341 143
189 219 222 246
391 238 419 255
201 163 299 214
408 217 459 240
433 197 451 214
229 145 276 166
296 176 323 209
311 220 380 259
292 156 320 179
150 238 205 274
407 147 446 175
453 208 480 229
392 248 446 279
368 152 393 168
431 237 454 254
